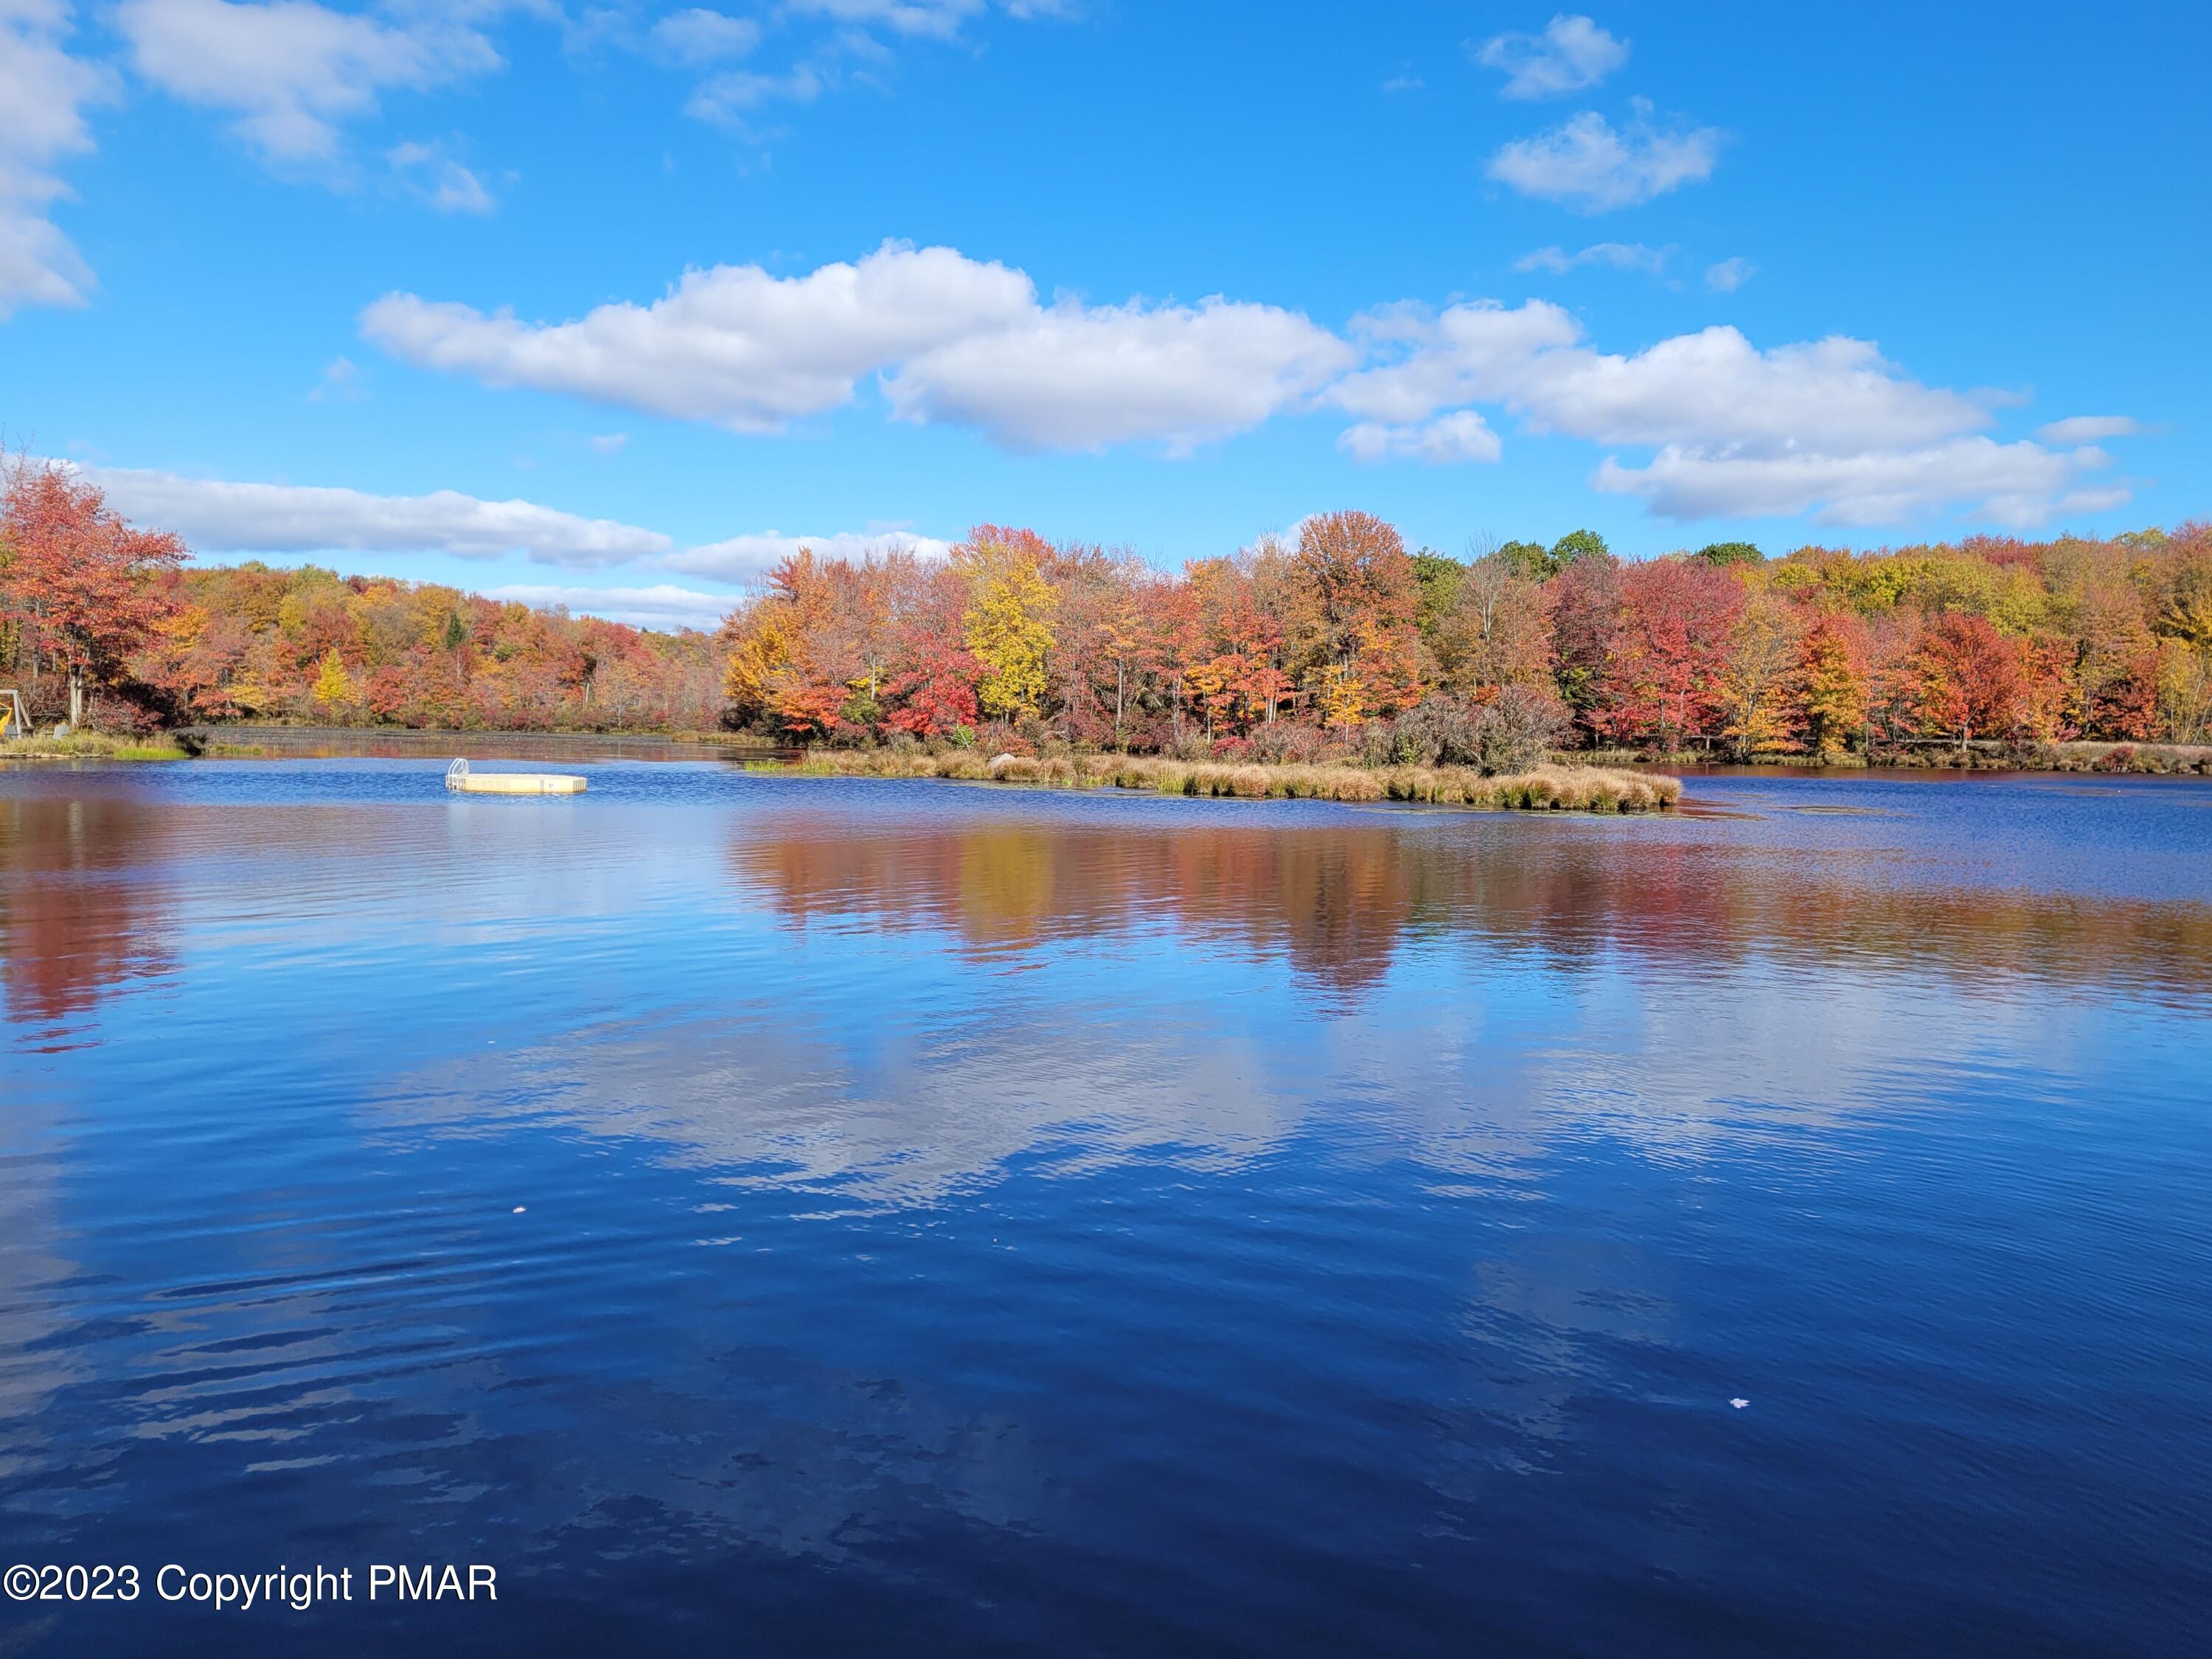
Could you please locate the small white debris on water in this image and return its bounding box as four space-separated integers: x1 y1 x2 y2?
513 1206 526 1214
1730 1398 1749 1409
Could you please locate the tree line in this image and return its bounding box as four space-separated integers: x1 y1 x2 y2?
5 454 2211 757
0 458 723 733
720 512 2212 763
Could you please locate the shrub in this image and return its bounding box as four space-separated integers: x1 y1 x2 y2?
1466 686 1570 774
975 720 1034 757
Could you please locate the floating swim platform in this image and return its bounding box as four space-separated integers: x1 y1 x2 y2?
445 758 586 795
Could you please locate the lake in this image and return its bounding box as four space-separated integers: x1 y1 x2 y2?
3 756 2209 1657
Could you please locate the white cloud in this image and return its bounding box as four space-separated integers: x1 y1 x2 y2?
83 467 671 565
588 431 628 453
1515 241 1669 275
648 7 761 66
365 240 1352 452
1331 299 1582 425
686 62 827 123
388 139 494 212
1705 256 1753 292
1595 440 2126 528
1332 300 2120 524
883 296 1355 453
358 236 2135 529
1335 304 1989 456
1475 13 1628 100
484 582 738 629
667 528 952 585
364 242 1034 431
0 0 113 316
115 0 502 164
1338 411 1502 466
305 354 363 401
2037 414 2141 445
786 0 985 41
1487 101 1721 212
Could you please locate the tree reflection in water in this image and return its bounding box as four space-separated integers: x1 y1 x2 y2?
728 809 2212 1009
0 792 178 1038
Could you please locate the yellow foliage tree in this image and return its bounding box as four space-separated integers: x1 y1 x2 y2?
959 526 1058 721
1718 590 1804 758
312 648 355 709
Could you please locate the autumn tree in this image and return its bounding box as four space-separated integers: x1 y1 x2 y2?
1548 552 1622 742
1433 553 1553 696
1907 613 2027 748
2073 580 2159 740
1696 540 1764 567
1593 557 1743 750
959 526 1058 723
1796 611 1870 763
1 459 185 728
1717 588 1804 758
1284 510 1425 729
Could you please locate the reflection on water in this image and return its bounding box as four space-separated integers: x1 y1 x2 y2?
731 806 2212 1006
1 759 2210 1659
0 793 177 1032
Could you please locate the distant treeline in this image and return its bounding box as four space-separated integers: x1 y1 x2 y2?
4 456 2211 756
1 457 721 732
721 514 2212 763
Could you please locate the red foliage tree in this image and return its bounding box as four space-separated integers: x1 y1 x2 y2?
1593 558 1744 749
1 459 185 727
1907 613 2028 747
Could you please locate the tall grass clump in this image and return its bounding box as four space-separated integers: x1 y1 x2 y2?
782 746 1679 813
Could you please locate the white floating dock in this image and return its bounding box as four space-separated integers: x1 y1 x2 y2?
445 758 586 795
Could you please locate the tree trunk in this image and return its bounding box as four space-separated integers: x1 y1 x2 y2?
69 669 83 730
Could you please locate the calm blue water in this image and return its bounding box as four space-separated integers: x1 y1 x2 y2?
3 758 2209 1657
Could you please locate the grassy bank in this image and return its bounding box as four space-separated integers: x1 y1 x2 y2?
1634 740 2212 774
774 748 1681 813
1 732 192 762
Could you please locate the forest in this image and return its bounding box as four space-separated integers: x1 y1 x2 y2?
715 510 2212 767
4 456 2211 765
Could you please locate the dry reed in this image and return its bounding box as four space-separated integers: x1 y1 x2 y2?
784 748 1680 813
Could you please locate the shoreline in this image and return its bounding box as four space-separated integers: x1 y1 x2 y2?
7 726 2209 784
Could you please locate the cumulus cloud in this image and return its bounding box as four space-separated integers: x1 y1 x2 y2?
1595 440 2127 528
115 0 502 164
666 527 952 585
0 0 113 316
1475 13 1628 100
1515 241 1669 275
2037 414 2141 445
1335 303 1988 455
484 582 738 629
364 241 1351 452
83 468 671 566
883 296 1354 453
1487 100 1721 212
359 237 2134 527
1338 411 1502 466
1705 256 1753 292
364 243 1033 431
1328 298 2119 522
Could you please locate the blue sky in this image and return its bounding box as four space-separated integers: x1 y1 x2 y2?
4 1 2206 627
